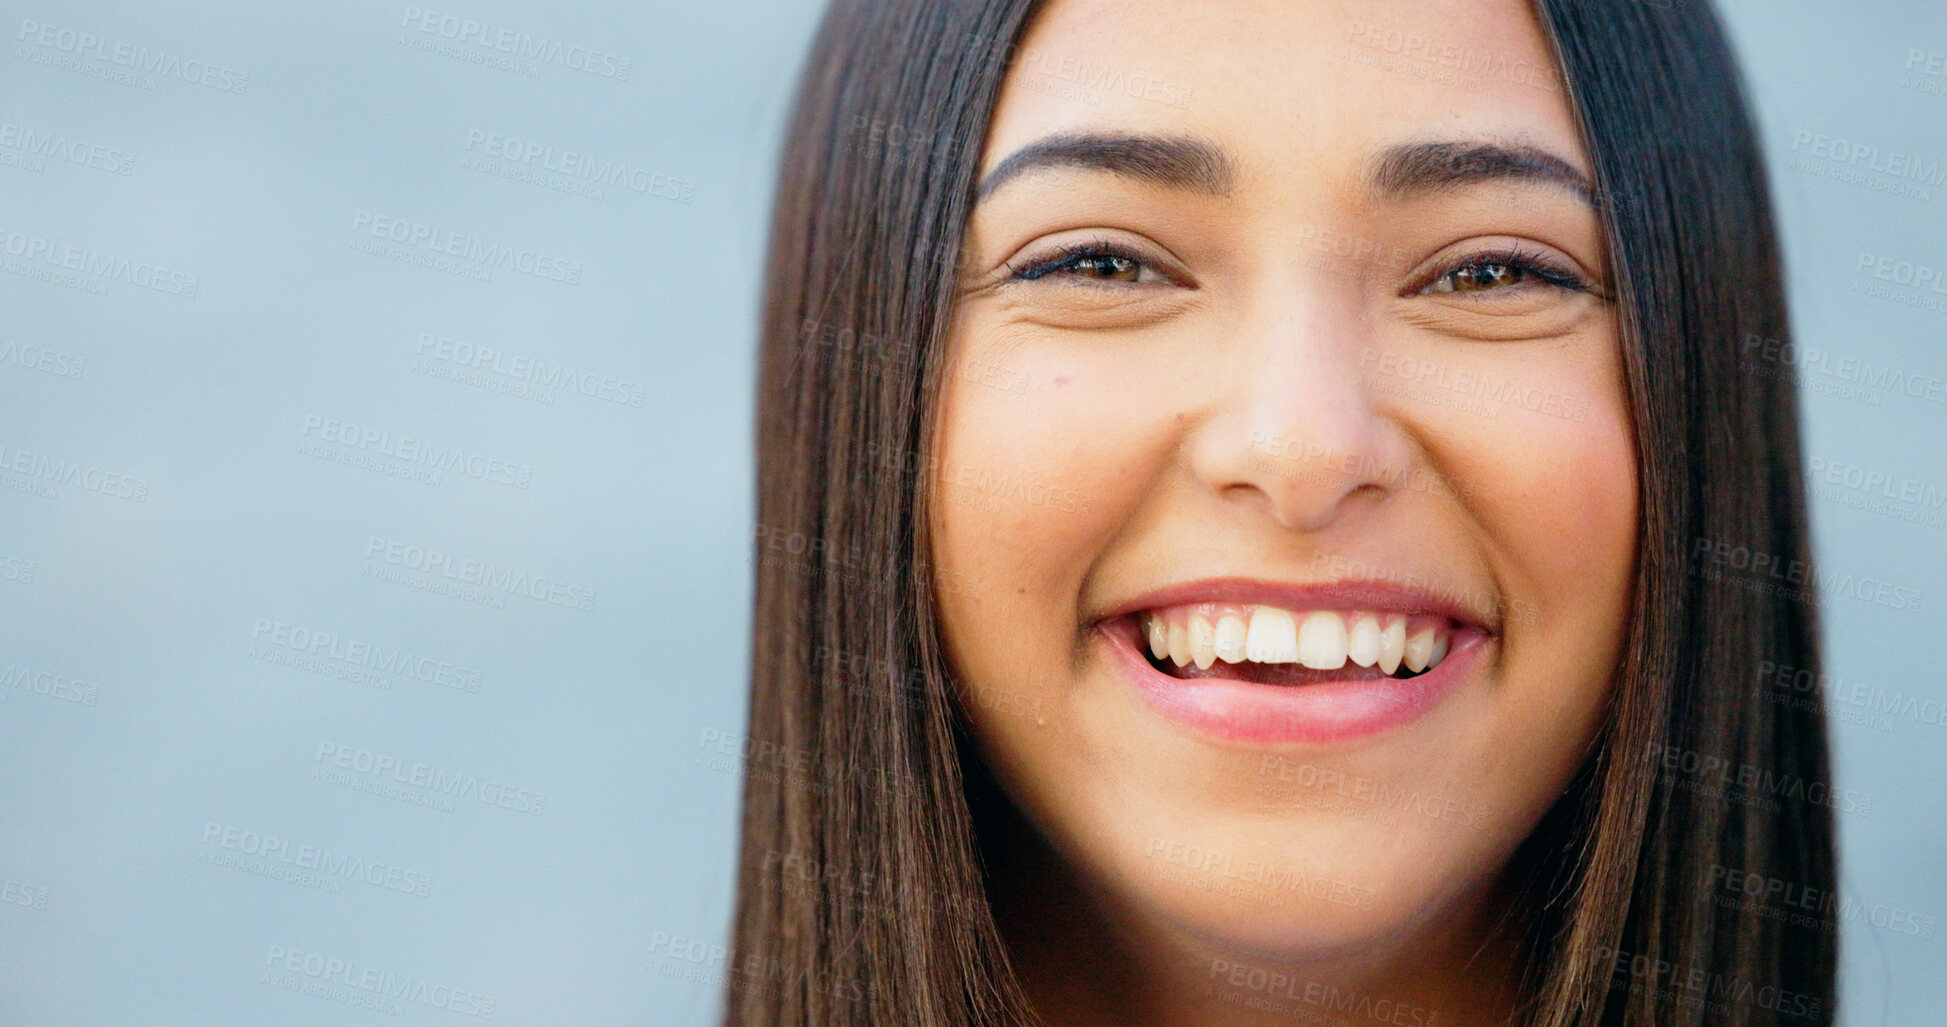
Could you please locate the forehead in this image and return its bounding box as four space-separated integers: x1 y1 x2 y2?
980 0 1588 191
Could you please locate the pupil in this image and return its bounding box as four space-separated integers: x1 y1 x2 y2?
1465 264 1516 290
1086 255 1135 280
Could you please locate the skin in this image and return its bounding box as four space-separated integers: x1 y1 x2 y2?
926 1 1638 1024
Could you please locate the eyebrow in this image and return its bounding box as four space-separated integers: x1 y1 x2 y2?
973 132 1236 203
1369 140 1596 207
973 132 1595 209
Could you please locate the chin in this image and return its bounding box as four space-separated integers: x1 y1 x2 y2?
1081 800 1507 966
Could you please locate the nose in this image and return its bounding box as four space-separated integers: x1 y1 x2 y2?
1185 286 1413 534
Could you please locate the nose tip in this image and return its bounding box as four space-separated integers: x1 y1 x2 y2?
1223 428 1397 533
1189 347 1410 534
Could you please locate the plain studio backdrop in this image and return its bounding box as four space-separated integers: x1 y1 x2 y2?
0 1 1941 1023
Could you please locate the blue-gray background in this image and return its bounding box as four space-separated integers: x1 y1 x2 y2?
0 1 1940 1023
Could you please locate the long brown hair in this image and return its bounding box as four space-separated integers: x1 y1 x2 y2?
726 1 1837 1023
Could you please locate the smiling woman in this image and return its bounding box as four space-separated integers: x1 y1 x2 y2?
730 1 1834 1025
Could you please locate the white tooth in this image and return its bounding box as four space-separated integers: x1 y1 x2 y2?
1213 613 1248 663
1167 618 1190 668
1146 614 1168 661
1403 626 1435 673
1378 616 1405 675
1296 611 1348 670
1244 606 1300 663
1347 613 1382 668
1427 628 1451 669
1189 615 1217 670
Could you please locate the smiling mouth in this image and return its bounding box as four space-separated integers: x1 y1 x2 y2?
1132 603 1456 687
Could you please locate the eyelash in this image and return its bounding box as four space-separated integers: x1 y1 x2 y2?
1413 244 1596 297
1004 239 1598 297
1005 239 1171 285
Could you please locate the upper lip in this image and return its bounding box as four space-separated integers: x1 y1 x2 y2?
1092 575 1500 634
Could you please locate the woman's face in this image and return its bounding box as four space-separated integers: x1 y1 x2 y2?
928 0 1637 998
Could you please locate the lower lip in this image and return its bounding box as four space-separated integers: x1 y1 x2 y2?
1096 616 1487 745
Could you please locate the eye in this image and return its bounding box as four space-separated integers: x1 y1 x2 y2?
1414 245 1597 298
1007 240 1171 286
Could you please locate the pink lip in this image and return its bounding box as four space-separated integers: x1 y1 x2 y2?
1091 578 1494 745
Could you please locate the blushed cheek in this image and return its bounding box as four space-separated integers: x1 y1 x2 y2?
1477 371 1637 753
928 343 1168 737
1439 339 1636 606
932 355 1154 579
1532 379 1638 592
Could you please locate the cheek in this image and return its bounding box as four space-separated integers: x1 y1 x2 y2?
1412 337 1638 620
928 339 1160 595
927 333 1168 740
1515 364 1636 603
1426 343 1638 780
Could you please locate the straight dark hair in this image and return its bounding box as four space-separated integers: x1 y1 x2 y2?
727 1 1837 1023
